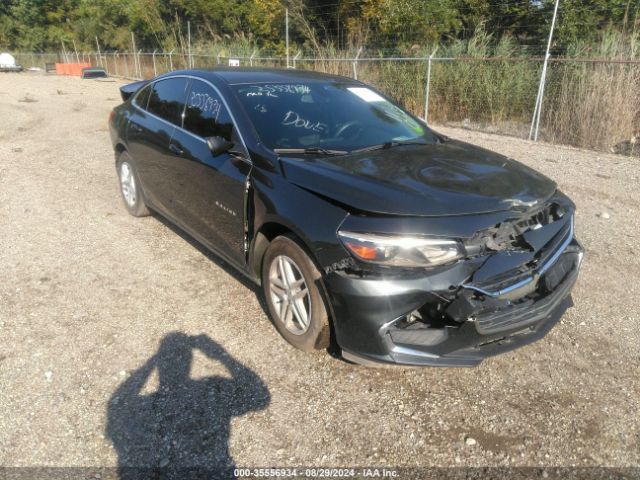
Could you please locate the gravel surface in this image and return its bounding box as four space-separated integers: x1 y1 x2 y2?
0 73 639 472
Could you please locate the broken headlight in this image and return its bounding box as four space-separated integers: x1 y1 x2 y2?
338 231 464 268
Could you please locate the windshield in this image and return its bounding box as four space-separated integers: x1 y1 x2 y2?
232 82 438 152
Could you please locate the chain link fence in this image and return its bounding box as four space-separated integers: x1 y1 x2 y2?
11 51 640 154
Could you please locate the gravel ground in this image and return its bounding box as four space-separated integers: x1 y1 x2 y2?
0 73 639 474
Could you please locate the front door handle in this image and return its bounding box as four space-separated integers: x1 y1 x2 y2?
169 143 184 156
130 123 143 133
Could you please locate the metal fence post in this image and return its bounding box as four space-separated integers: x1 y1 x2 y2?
131 33 139 78
352 46 363 80
123 52 129 78
530 0 560 141
136 50 142 78
286 8 290 68
292 51 301 69
188 21 192 68
114 51 119 76
169 49 174 71
60 40 68 63
95 37 102 68
250 51 256 67
72 39 80 62
424 48 438 124
152 49 157 77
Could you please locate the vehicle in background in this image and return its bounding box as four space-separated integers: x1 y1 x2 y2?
109 68 583 367
0 53 23 72
81 67 108 79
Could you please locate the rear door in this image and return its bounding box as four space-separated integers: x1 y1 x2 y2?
168 78 251 265
126 77 189 214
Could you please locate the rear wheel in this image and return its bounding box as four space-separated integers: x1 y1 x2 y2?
262 235 331 352
116 151 150 217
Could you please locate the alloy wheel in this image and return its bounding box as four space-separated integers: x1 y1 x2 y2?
119 162 137 207
268 255 311 335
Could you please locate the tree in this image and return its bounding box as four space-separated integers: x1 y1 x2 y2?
0 0 637 54
7 0 79 51
74 0 131 50
0 0 17 48
360 0 462 47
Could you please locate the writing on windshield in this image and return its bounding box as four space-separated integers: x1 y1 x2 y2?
233 83 436 152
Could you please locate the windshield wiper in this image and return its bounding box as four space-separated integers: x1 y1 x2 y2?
352 140 428 153
273 147 348 156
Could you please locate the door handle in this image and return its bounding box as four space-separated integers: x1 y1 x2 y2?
130 123 143 133
169 143 184 156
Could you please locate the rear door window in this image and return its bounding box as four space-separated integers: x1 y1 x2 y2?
183 80 234 141
147 78 190 126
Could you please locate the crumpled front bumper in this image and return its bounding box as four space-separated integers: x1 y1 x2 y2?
326 235 584 367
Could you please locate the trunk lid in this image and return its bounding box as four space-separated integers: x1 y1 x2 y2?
119 80 149 102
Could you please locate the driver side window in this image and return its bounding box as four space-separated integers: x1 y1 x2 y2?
183 80 233 141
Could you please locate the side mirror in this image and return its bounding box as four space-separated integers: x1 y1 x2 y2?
206 136 234 157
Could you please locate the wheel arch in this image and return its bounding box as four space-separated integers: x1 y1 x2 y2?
254 221 338 351
114 142 127 160
250 221 314 284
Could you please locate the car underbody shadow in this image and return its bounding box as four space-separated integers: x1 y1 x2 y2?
150 212 343 363
150 212 268 311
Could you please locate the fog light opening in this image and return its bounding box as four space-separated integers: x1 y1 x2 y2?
397 303 462 330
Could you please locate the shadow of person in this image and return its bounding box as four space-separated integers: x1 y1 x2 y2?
106 333 270 480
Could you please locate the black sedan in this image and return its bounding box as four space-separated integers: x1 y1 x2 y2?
109 68 583 367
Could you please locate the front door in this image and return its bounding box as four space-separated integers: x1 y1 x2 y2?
168 79 251 266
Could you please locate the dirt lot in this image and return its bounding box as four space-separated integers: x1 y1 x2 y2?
0 73 639 475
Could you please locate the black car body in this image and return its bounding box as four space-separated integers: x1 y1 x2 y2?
109 68 583 367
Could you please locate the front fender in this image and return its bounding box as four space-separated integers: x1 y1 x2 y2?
250 168 350 271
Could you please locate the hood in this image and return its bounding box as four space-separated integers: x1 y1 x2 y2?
280 140 556 217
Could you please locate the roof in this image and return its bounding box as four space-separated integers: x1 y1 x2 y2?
167 67 359 85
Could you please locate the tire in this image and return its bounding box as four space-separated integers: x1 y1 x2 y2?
262 235 331 352
116 151 150 217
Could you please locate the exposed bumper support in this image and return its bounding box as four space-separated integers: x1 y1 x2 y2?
461 217 574 300
335 238 583 367
343 293 574 368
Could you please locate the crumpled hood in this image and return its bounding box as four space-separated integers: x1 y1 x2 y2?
280 139 557 217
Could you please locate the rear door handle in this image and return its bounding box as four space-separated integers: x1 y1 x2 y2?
169 143 184 156
130 122 143 133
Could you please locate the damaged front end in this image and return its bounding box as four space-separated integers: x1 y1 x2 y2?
326 192 584 367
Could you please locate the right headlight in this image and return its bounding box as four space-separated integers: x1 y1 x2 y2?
338 230 464 268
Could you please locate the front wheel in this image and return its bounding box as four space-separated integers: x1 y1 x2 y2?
262 236 331 352
116 151 150 217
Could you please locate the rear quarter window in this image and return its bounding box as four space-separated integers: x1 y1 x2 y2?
147 78 189 126
133 85 152 110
